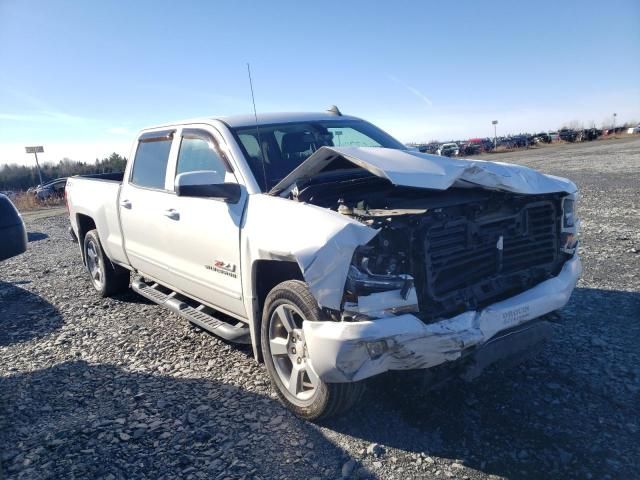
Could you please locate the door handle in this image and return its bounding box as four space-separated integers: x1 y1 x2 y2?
163 209 180 220
120 199 132 209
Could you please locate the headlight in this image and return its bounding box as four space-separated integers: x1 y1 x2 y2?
560 195 579 254
346 265 413 298
562 198 575 228
346 243 414 299
343 245 419 319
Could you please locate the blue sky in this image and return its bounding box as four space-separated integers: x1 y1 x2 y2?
1 0 639 165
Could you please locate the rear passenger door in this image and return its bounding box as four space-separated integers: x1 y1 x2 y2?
119 129 176 283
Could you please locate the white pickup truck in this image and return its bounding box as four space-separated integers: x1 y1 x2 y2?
66 110 581 420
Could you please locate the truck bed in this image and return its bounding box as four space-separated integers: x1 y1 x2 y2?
76 171 125 182
66 172 128 266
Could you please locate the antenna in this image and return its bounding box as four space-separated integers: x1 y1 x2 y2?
247 63 268 191
327 105 342 116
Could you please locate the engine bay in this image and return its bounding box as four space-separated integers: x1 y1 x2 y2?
287 172 571 321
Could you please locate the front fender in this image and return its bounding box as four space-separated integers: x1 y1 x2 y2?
240 194 378 358
242 195 377 309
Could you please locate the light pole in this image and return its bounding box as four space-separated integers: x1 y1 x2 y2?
492 120 498 149
25 146 44 186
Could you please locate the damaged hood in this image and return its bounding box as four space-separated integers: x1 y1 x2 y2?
270 146 577 195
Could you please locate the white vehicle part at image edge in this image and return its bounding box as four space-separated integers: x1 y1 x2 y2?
303 255 582 383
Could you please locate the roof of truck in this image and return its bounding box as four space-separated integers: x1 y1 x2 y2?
219 111 362 127
145 112 363 131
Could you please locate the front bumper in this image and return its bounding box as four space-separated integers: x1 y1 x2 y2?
303 255 581 383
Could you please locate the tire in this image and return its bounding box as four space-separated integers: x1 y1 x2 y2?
261 280 364 421
83 229 130 297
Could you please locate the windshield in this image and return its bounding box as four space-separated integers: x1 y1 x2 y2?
230 120 405 191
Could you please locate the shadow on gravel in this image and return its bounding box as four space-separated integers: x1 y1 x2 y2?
109 290 255 359
0 360 366 479
0 281 63 347
27 232 48 242
112 290 255 358
326 287 640 479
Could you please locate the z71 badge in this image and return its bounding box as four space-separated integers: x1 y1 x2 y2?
205 260 237 278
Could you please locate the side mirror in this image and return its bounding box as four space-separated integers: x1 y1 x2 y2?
175 171 241 203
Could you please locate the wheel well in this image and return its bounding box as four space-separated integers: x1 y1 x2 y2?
252 260 303 362
76 214 96 263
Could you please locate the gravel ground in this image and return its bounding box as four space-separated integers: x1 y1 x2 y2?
1 137 639 479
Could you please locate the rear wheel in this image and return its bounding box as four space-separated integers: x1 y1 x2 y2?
261 280 363 421
84 229 130 297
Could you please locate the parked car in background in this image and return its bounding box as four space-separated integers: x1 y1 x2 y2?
66 110 581 420
534 132 553 144
479 138 495 151
559 129 583 143
416 142 440 154
497 137 516 149
0 194 27 261
582 128 602 141
458 142 482 156
509 135 532 148
436 142 459 156
34 177 68 201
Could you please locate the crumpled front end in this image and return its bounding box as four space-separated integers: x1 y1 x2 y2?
303 255 581 383
251 144 582 373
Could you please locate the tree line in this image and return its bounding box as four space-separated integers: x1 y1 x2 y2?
0 153 126 191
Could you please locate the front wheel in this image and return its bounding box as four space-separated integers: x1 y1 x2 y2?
83 229 130 297
261 280 363 421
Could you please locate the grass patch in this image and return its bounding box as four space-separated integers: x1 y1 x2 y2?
12 192 65 212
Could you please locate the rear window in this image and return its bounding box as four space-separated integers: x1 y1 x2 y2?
130 138 172 189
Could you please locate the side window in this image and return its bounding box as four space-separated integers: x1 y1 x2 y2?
176 136 226 183
130 138 172 189
237 133 261 158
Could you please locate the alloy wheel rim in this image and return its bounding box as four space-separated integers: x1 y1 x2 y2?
268 303 319 402
86 241 103 289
